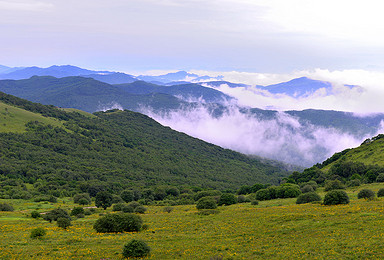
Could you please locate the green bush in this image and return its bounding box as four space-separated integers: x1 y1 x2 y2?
250 200 259 205
357 189 375 200
134 205 147 214
376 173 384 182
43 208 71 223
31 210 41 218
121 190 134 203
95 191 113 210
300 181 318 191
237 195 248 203
163 206 173 213
197 209 220 215
73 193 91 205
324 180 346 191
323 190 350 205
255 189 271 201
71 207 85 216
122 205 134 213
218 193 237 206
0 203 14 211
278 185 301 198
113 203 124 211
346 179 361 187
196 197 217 210
93 213 143 233
30 227 46 239
57 217 71 229
194 190 221 201
296 192 322 204
128 201 141 209
122 239 151 258
377 188 384 197
300 185 314 193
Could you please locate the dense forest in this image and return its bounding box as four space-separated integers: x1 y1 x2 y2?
0 92 289 200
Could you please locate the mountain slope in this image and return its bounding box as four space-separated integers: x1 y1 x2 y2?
0 76 185 112
0 92 289 194
115 81 233 103
263 77 332 97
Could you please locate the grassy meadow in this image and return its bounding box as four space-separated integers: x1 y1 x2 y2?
0 102 64 133
1 184 384 259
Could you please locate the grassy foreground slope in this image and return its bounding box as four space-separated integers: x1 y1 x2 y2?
0 92 288 192
1 183 383 259
0 102 64 132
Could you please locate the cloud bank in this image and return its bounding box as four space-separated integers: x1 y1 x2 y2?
192 69 384 114
143 105 380 167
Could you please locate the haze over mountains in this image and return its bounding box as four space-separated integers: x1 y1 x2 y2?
1 64 383 167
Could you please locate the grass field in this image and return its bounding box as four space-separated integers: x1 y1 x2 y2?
1 184 384 259
0 102 64 132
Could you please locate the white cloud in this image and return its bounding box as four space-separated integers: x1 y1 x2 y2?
143 105 372 166
194 69 384 114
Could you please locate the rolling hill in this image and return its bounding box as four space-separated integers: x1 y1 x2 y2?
0 92 289 197
286 134 384 185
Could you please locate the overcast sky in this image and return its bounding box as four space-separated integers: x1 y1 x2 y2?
2 0 384 73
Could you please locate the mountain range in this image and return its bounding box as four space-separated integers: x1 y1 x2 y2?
1 64 383 167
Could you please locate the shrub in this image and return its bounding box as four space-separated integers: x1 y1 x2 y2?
128 201 141 209
71 207 84 216
323 190 350 205
0 203 14 211
43 208 70 223
377 188 384 197
194 190 222 201
31 210 41 218
357 189 375 200
84 209 93 216
278 185 301 198
122 239 151 259
296 192 322 204
113 203 124 211
95 191 113 210
134 205 147 214
255 189 271 201
120 190 134 203
218 193 237 206
163 206 173 213
237 195 247 203
346 179 361 187
197 209 220 215
196 197 217 210
121 205 134 213
301 185 314 193
376 173 384 182
76 213 85 218
300 181 318 191
73 193 91 205
324 180 346 191
57 217 71 229
30 227 46 239
93 213 143 233
250 200 259 205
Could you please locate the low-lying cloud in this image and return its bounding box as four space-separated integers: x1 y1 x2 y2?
192 69 384 114
143 105 380 167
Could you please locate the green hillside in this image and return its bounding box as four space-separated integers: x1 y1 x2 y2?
0 101 64 132
286 134 384 185
0 92 289 199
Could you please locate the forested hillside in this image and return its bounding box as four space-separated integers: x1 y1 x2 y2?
0 92 289 199
285 134 384 185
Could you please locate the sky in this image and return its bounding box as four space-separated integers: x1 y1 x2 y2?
2 0 384 73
